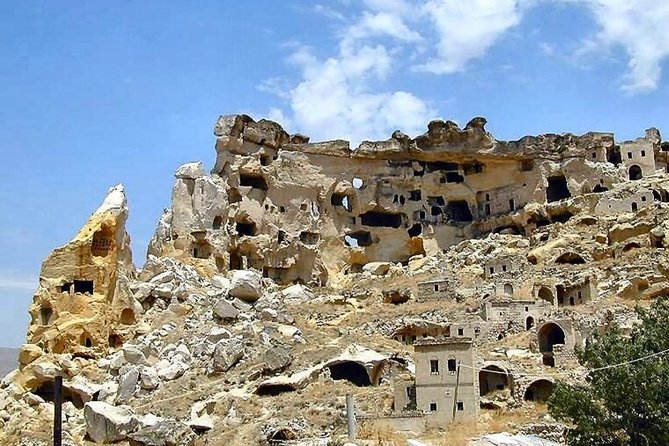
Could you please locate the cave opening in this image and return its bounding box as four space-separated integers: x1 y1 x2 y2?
360 211 403 228
327 361 372 386
546 175 571 203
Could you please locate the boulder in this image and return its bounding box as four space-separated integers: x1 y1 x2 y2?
213 299 240 320
228 270 263 302
207 327 232 343
123 344 149 366
175 162 204 180
188 400 215 432
362 262 391 276
116 368 139 403
212 339 244 373
128 419 196 446
281 284 314 303
84 401 138 443
155 359 189 381
262 345 293 373
139 367 160 390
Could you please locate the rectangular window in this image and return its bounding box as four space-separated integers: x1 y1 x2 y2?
592 152 596 159
429 402 437 412
447 358 457 372
489 267 494 274
502 265 507 272
457 328 464 336
641 150 646 157
430 359 439 374
457 401 464 411
628 152 633 159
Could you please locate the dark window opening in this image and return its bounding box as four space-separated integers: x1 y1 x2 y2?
631 202 638 211
360 211 403 228
484 203 491 216
592 184 608 193
463 162 484 175
327 361 371 386
428 196 445 206
345 231 373 247
446 201 473 222
399 195 406 205
447 359 457 372
627 152 633 159
331 193 352 211
457 402 464 411
192 242 212 259
299 231 320 245
213 216 223 230
409 190 422 201
543 355 556 367
538 287 553 304
629 165 642 181
59 282 72 293
457 328 464 336
547 175 571 203
259 154 271 166
229 249 244 270
239 173 268 190
73 280 94 295
526 316 535 330
509 199 515 211
408 223 422 237
277 230 287 244
430 359 439 373
40 307 53 325
82 335 93 348
424 161 459 173
236 221 257 236
431 206 442 216
641 150 646 157
445 172 464 183
429 402 437 412
279 205 286 212
606 146 622 166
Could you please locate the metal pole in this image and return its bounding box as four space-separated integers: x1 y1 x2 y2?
346 393 356 440
451 361 461 422
53 375 63 446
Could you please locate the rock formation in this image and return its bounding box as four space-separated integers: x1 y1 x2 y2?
1 114 668 445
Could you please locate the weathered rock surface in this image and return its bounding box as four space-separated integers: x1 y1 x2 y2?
84 401 138 443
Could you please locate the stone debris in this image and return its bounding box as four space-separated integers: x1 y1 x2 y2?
83 401 138 443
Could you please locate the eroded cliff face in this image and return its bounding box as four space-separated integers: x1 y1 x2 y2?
148 114 661 287
17 185 137 388
3 115 669 446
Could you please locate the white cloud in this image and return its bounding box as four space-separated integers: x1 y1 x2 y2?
415 0 530 74
579 0 669 93
284 43 433 146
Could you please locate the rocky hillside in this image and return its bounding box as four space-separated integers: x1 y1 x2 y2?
0 115 667 445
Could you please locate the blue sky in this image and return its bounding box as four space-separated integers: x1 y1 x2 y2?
0 0 667 347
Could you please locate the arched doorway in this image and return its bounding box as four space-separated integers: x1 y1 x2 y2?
538 323 565 353
629 165 642 181
524 379 555 402
479 365 510 397
537 286 553 305
504 283 513 296
327 361 372 386
526 316 535 330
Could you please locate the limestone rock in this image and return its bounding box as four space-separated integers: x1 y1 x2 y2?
128 419 196 446
212 339 244 373
175 162 204 180
84 401 138 443
213 299 239 320
228 270 263 302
